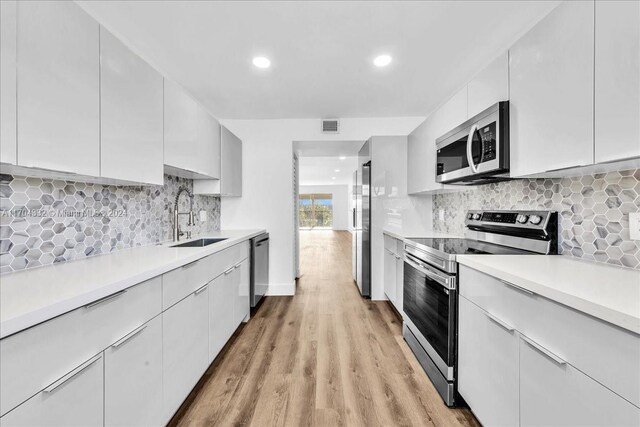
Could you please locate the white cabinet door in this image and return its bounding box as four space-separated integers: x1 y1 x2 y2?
100 27 164 185
594 0 640 163
209 271 235 363
0 0 16 165
162 286 209 421
164 79 221 179
233 258 250 328
467 52 509 118
383 247 397 304
104 315 163 427
220 126 242 196
0 354 103 427
519 335 640 427
16 1 100 176
509 1 594 177
394 240 404 316
458 296 519 427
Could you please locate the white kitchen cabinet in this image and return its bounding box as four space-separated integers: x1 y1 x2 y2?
467 52 509 118
519 335 640 427
509 1 594 177
209 269 236 362
394 239 404 315
383 235 404 315
164 79 221 179
0 354 103 427
16 0 100 176
458 296 519 427
99 27 164 185
383 246 397 303
407 87 467 195
594 0 640 164
0 0 16 165
233 258 250 328
104 315 163 427
162 285 210 421
193 125 243 196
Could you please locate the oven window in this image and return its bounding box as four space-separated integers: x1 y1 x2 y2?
403 261 453 365
436 134 469 176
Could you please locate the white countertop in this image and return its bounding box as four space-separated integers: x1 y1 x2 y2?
457 255 640 335
0 229 265 339
382 228 463 241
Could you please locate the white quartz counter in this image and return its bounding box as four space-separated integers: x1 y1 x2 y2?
382 228 463 241
0 229 265 339
457 255 640 335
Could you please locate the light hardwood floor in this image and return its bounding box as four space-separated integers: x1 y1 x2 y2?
172 230 480 427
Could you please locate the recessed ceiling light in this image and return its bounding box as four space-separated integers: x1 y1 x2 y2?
374 54 392 67
339 156 346 160
252 56 271 69
335 169 341 172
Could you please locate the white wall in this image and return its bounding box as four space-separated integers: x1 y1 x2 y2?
299 185 349 230
219 117 425 296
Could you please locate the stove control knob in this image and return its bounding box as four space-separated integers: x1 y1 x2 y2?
472 213 481 220
529 214 542 225
516 214 529 224
467 213 474 220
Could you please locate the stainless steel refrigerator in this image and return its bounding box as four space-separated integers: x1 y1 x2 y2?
354 140 371 298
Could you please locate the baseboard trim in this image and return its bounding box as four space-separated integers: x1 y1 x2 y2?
266 281 296 296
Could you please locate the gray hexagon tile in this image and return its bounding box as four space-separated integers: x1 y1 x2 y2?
0 174 221 274
433 169 640 270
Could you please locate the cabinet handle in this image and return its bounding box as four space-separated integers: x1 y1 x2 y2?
234 262 242 269
182 260 199 269
224 266 235 275
194 284 208 295
521 335 566 365
84 290 126 309
111 324 147 349
43 354 102 394
484 311 514 332
500 279 534 296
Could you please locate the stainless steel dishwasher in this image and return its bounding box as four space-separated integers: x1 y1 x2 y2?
250 233 269 307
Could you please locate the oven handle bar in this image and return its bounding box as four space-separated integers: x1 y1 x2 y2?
404 253 455 290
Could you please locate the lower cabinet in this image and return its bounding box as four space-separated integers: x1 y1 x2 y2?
384 247 397 303
104 315 163 427
383 235 404 315
162 285 210 422
519 336 640 427
0 354 103 427
209 270 235 362
458 296 519 427
233 258 250 328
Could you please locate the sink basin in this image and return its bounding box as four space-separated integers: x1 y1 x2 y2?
171 238 228 248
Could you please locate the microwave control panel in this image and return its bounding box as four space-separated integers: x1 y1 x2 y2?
478 122 496 162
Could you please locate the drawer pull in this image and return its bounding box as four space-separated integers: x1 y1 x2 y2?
234 262 242 269
43 354 102 394
521 335 566 365
112 324 147 349
484 311 514 332
500 279 534 296
224 266 235 275
194 284 208 295
84 290 126 309
182 260 199 269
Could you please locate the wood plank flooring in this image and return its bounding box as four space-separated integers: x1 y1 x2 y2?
171 230 480 427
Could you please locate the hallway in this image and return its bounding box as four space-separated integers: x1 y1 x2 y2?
173 231 479 426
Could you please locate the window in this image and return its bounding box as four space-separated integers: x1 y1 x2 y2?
299 194 333 229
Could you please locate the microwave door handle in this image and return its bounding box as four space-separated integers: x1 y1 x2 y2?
466 123 479 173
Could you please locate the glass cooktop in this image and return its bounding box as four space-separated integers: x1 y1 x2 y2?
406 237 532 256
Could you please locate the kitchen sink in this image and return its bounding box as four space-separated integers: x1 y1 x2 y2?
171 238 228 248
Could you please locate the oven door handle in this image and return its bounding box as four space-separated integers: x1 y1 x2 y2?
466 123 479 173
404 253 455 290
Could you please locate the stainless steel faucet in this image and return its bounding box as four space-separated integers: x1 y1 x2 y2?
173 187 195 242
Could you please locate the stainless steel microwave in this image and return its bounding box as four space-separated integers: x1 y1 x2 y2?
436 101 509 185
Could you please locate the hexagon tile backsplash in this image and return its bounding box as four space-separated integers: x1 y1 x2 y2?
432 169 640 269
0 174 221 274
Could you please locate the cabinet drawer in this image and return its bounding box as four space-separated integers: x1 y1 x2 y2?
460 265 640 407
0 276 161 416
0 354 103 427
163 256 212 309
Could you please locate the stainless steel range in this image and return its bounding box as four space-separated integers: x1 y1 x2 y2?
402 210 558 407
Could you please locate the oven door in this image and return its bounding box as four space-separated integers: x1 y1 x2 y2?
403 252 456 375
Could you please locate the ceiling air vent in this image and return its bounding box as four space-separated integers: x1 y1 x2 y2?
321 119 340 134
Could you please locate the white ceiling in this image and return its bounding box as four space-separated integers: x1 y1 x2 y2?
299 156 358 186
77 1 559 120
293 140 364 158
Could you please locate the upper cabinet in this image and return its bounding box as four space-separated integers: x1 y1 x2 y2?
408 87 468 195
509 0 595 177
0 1 17 166
100 28 164 185
467 52 509 119
594 0 640 164
164 79 221 180
16 0 100 176
193 126 243 197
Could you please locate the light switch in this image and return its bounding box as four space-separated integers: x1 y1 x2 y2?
630 212 640 240
199 210 207 222
439 209 445 221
